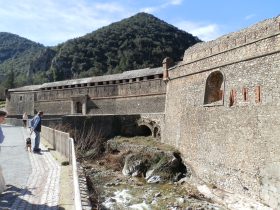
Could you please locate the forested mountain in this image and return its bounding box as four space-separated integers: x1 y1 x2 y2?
0 32 56 89
0 32 44 64
0 12 201 97
51 13 201 80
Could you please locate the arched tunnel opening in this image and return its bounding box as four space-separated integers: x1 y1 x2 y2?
137 125 152 136
117 117 158 138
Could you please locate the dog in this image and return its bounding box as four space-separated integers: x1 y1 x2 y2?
26 137 32 152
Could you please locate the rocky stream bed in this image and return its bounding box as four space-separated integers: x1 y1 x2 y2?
81 136 226 210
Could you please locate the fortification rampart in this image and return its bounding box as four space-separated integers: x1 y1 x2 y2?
37 79 165 101
5 15 280 209
62 113 164 139
182 16 280 66
5 91 35 115
6 67 166 116
163 16 280 208
169 16 280 81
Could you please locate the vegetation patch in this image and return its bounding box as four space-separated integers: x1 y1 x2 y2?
77 135 223 209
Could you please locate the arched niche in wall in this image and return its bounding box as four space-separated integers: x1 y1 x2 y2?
204 71 224 105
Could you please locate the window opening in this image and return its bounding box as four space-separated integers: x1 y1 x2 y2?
76 102 82 114
204 71 224 105
229 89 237 107
243 87 248 102
255 86 261 103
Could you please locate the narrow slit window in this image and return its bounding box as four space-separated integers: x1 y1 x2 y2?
229 89 236 107
255 86 261 103
243 87 248 102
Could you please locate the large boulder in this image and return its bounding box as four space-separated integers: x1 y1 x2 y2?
122 153 151 177
122 151 190 183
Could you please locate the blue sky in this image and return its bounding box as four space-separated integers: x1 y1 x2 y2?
0 0 279 46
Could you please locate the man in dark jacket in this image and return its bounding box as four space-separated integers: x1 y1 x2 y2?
31 111 43 152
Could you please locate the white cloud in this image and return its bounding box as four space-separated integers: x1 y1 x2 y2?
95 2 126 13
169 0 183 5
141 7 159 13
0 0 130 46
245 14 256 20
175 21 223 41
140 0 183 14
0 0 211 46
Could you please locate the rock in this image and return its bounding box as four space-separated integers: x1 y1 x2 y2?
122 150 190 184
154 192 161 197
145 169 154 178
122 153 149 177
175 197 185 205
84 148 98 158
177 177 188 185
107 197 116 203
146 175 161 183
144 152 189 183
151 199 157 205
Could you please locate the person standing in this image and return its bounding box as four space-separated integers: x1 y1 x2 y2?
0 110 7 193
30 111 43 153
0 110 7 144
22 112 28 128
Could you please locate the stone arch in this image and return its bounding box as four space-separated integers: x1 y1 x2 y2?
137 125 152 136
137 118 161 139
204 71 224 105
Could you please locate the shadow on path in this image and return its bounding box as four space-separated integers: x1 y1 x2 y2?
0 184 65 210
0 184 31 209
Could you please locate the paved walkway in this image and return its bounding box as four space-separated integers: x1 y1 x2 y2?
0 125 61 210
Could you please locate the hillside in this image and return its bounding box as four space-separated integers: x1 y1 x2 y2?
0 32 55 89
0 32 44 64
0 12 201 95
51 13 201 80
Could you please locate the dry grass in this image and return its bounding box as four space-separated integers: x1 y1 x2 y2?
101 150 132 171
113 136 177 151
52 123 105 160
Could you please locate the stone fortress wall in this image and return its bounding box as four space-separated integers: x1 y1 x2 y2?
5 15 280 209
163 16 280 208
6 67 166 116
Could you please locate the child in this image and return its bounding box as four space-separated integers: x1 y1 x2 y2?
22 112 28 128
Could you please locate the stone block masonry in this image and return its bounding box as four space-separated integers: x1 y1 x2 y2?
6 68 166 116
5 15 280 209
163 16 280 209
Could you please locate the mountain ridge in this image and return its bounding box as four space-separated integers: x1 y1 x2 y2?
0 12 201 98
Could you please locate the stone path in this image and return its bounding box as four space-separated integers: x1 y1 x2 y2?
0 125 61 210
